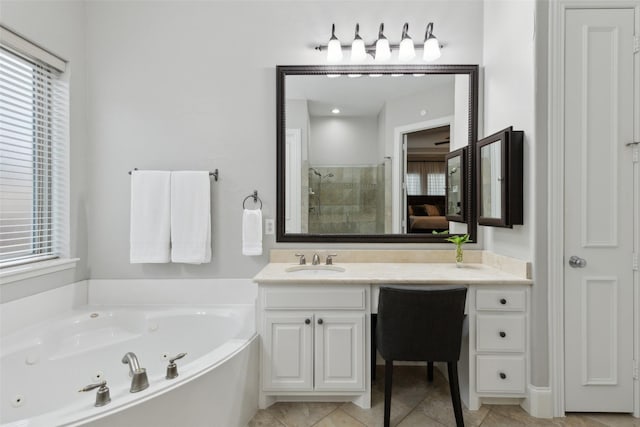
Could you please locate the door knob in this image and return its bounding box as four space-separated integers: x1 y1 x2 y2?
568 256 587 268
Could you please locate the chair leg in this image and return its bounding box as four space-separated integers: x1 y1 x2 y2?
427 361 434 382
384 360 393 427
447 362 464 427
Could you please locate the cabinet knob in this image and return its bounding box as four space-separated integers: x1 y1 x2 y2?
499 331 506 338
499 372 507 380
305 318 311 325
317 318 323 325
499 298 507 305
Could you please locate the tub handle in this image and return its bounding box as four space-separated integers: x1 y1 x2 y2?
166 353 187 380
169 353 187 364
79 381 111 407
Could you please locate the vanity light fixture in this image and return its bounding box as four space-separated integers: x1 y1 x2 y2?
315 22 443 62
374 23 391 62
326 24 343 62
350 24 367 62
398 23 416 61
423 23 441 61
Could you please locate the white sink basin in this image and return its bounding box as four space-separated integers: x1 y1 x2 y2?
285 265 346 275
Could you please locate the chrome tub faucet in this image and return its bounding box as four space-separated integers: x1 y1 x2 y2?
122 352 149 393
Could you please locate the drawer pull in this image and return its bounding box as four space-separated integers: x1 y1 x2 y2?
317 318 324 325
305 318 311 325
499 298 507 305
499 331 506 338
499 372 507 380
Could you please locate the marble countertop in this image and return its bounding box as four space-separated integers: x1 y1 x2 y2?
253 262 533 285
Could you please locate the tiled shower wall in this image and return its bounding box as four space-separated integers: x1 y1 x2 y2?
307 165 385 234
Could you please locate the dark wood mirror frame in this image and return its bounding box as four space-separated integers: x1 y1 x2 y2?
445 147 467 223
276 64 479 243
476 126 524 228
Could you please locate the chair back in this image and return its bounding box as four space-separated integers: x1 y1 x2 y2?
376 286 467 362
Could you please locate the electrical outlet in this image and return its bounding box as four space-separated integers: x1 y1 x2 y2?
265 219 274 235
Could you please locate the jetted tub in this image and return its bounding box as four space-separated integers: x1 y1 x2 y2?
1 304 258 427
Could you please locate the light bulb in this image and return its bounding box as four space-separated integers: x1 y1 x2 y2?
423 37 441 61
398 23 415 61
327 24 343 62
351 24 367 62
423 23 441 61
351 38 367 62
374 23 391 62
399 38 415 61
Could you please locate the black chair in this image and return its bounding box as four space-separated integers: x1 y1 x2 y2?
376 286 467 427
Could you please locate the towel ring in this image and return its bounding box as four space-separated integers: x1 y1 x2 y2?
243 190 262 210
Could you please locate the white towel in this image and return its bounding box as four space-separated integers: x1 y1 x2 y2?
170 171 212 264
130 171 171 263
242 208 263 256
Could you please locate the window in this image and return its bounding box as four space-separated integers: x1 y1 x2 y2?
406 173 422 196
0 28 69 268
426 172 445 196
406 161 445 196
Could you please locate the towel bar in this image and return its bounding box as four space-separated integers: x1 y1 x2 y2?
128 168 219 181
243 190 262 210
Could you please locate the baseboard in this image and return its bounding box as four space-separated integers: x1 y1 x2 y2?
520 385 553 418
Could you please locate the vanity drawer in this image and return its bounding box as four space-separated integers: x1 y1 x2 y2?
476 314 525 352
476 289 525 312
263 287 366 310
476 355 526 394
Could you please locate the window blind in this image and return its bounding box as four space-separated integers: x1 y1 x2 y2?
0 42 69 268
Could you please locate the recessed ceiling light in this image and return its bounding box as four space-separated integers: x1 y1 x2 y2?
331 108 341 114
327 74 341 78
369 74 383 78
348 74 362 78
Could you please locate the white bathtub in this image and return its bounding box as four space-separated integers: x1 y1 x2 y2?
1 303 258 427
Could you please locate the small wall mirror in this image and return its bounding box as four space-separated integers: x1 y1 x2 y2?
445 147 466 222
477 126 523 227
276 65 479 243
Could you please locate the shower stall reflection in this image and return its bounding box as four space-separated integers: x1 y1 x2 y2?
307 165 386 234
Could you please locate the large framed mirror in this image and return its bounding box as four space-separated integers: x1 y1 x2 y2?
276 65 479 242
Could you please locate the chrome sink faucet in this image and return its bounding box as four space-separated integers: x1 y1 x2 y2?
295 253 306 265
312 253 321 265
122 352 149 393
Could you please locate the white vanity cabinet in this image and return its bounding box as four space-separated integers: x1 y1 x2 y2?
468 286 530 409
258 284 370 409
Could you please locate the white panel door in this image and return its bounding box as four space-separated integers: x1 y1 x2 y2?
314 313 365 391
263 312 313 391
563 8 636 412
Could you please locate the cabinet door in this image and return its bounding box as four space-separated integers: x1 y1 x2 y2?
314 312 365 391
263 312 313 391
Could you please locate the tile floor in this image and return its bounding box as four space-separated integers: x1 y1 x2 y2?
248 366 640 427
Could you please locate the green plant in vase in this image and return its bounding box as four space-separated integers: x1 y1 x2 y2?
432 231 471 266
445 234 470 266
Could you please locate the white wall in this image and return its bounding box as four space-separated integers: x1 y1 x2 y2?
482 0 547 386
1 0 549 393
383 83 455 157
84 0 485 280
310 116 379 166
1 1 89 302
